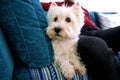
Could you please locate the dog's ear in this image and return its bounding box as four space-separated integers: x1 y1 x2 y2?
71 2 81 11
71 2 84 17
71 2 84 29
49 2 57 10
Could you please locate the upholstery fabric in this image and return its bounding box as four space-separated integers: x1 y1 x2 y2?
29 63 89 80
0 0 54 67
89 11 101 28
0 28 14 80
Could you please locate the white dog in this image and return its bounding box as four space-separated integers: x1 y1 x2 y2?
46 2 86 79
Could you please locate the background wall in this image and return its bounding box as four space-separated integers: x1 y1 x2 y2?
40 0 120 12
79 0 120 12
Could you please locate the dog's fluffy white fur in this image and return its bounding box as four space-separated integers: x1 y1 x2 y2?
46 2 86 79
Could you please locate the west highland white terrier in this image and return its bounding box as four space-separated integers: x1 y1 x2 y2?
46 2 86 79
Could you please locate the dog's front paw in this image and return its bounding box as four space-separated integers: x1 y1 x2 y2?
61 64 75 79
76 64 86 75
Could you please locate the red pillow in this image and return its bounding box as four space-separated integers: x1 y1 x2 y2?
41 2 100 30
82 8 100 29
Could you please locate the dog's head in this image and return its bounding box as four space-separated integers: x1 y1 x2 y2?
46 2 84 40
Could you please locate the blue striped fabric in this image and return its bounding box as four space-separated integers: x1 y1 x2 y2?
117 52 120 60
29 63 89 80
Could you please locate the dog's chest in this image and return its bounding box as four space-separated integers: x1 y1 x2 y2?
52 39 78 55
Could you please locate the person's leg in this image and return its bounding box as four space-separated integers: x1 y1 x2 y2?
77 35 120 80
81 26 120 52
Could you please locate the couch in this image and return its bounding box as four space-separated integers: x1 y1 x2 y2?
0 11 120 80
0 0 120 80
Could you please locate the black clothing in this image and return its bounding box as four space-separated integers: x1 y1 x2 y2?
81 26 120 52
77 26 120 80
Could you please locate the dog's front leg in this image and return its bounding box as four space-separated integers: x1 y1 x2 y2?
55 55 75 79
69 53 86 75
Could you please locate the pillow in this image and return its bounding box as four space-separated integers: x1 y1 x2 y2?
98 12 120 29
82 9 100 30
0 28 14 80
0 0 54 67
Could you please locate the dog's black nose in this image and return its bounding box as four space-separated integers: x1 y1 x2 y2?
54 27 61 33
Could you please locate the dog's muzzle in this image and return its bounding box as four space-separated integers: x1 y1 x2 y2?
54 27 61 33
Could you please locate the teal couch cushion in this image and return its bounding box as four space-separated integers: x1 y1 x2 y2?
0 0 54 67
89 11 100 28
0 28 14 80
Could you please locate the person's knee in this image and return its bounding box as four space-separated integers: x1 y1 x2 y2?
77 35 114 62
77 35 120 80
77 35 109 52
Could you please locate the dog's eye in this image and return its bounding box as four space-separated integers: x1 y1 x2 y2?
54 17 58 22
66 17 71 22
